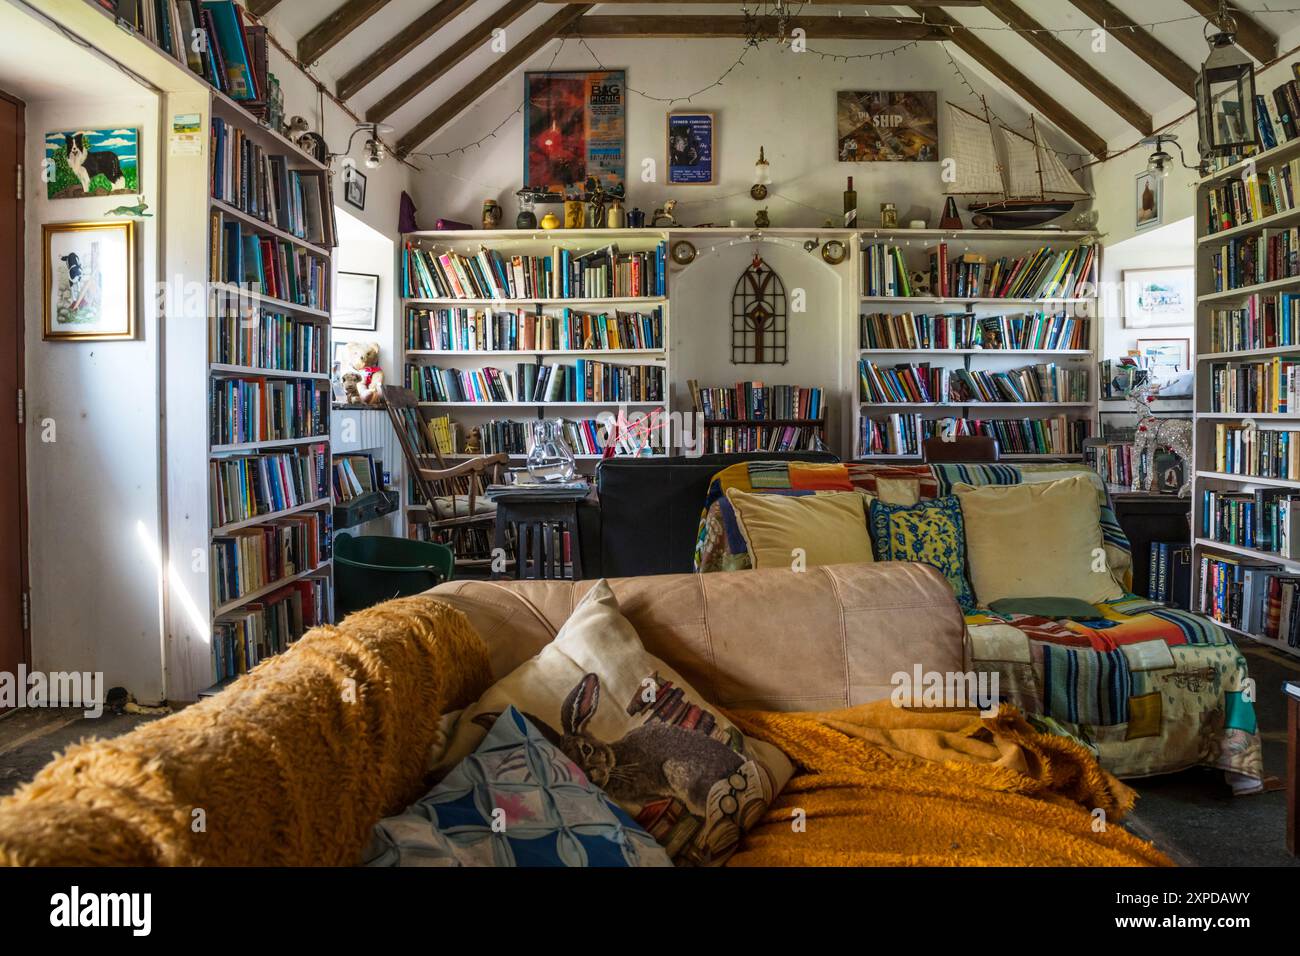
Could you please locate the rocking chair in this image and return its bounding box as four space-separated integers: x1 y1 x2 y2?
384 386 510 577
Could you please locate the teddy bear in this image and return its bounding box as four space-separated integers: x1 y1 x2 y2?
341 371 362 405
344 341 384 404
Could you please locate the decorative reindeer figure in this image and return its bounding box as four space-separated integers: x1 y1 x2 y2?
1129 378 1192 496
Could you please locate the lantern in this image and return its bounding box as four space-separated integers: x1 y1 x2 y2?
1195 7 1258 157
751 146 772 200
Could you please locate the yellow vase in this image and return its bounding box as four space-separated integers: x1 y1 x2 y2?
540 211 560 230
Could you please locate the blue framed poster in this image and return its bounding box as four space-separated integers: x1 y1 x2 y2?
667 112 715 185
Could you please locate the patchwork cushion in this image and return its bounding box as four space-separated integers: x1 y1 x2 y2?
364 707 672 867
868 496 976 611
726 488 874 570
438 580 794 866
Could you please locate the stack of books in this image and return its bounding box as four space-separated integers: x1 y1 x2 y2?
210 511 329 606
1199 552 1300 647
1148 541 1192 608
1202 486 1300 557
333 453 383 503
210 118 332 245
210 377 326 445
1205 293 1300 353
1212 421 1300 479
407 361 665 405
210 303 326 374
924 242 1096 300
406 306 664 352
209 444 327 527
860 413 1088 458
212 578 329 683
211 213 330 309
402 242 668 300
1207 227 1300 293
1207 356 1300 413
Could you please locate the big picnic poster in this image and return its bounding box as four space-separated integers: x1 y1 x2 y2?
524 71 626 193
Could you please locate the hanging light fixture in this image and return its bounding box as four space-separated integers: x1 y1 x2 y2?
329 122 395 171
1195 0 1258 158
751 146 771 200
1141 133 1208 179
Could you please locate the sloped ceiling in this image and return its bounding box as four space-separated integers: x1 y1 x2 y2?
252 0 1300 159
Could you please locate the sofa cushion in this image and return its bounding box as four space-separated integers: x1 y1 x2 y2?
364 707 672 867
955 474 1124 606
868 496 975 611
438 580 794 866
726 488 875 570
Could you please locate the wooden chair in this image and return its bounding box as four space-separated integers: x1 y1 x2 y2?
922 435 999 464
384 386 509 576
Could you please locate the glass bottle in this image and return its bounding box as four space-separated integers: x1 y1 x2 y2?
526 419 576 483
843 177 857 228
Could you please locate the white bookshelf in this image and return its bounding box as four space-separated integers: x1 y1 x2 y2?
1191 130 1300 660
851 228 1100 463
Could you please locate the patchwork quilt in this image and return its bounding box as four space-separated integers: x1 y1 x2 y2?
694 460 1264 790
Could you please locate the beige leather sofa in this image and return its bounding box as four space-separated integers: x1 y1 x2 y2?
430 562 969 711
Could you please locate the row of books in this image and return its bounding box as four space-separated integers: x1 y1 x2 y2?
1086 441 1136 489
210 377 326 446
858 359 1087 404
210 511 329 606
1202 486 1300 557
861 243 913 297
212 577 329 683
210 117 333 247
858 413 1089 458
402 242 668 301
1212 422 1300 480
209 304 327 374
405 361 666 405
858 311 1088 351
424 415 662 458
919 242 1097 300
1203 154 1299 235
333 453 384 503
702 424 825 455
209 444 328 528
103 1 269 107
687 381 825 422
211 212 329 310
1204 293 1300 353
1207 226 1300 293
405 306 664 353
1199 553 1300 648
1146 542 1192 609
1207 357 1300 413
1209 79 1300 173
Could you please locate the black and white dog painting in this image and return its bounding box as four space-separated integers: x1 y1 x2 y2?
63 133 127 195
46 128 137 199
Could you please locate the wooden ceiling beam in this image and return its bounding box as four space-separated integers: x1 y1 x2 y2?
1067 0 1198 97
337 0 478 101
368 0 537 125
397 4 592 156
982 0 1151 136
564 16 949 40
917 7 1108 158
299 0 396 65
1180 0 1277 64
247 0 283 16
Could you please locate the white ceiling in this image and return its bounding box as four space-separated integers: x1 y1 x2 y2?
263 1 1300 157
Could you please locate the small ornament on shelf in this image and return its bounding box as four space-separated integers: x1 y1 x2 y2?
651 199 679 227
1129 379 1191 496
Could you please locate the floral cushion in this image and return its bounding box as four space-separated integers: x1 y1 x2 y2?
363 707 672 867
868 496 976 611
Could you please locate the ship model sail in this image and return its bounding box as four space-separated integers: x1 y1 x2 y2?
945 99 1090 228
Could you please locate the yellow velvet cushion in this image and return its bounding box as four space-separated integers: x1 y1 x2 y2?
726 489 875 570
954 474 1123 605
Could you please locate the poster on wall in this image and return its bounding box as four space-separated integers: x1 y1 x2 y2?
836 92 937 162
1135 168 1162 231
1122 267 1194 329
667 112 715 185
524 70 626 192
43 220 136 341
44 128 139 199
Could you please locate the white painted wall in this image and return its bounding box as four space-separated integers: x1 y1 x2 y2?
1099 216 1196 361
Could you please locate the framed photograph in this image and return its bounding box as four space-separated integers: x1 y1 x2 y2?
1137 337 1191 376
524 70 626 192
1123 267 1194 328
43 220 136 341
1135 169 1162 231
836 91 938 162
343 167 367 211
44 127 139 199
667 112 715 185
335 271 379 331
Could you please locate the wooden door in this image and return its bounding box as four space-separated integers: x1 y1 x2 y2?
0 90 28 681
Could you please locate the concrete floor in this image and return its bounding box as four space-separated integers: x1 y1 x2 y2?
0 645 1297 865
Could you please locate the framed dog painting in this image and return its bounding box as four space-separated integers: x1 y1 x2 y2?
43 221 136 341
44 128 139 199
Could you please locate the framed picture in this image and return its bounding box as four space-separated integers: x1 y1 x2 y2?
1137 337 1191 376
667 112 715 185
524 70 626 192
43 220 136 341
335 271 379 331
343 167 367 210
44 127 139 199
1123 267 1194 328
836 91 938 162
1135 169 1162 231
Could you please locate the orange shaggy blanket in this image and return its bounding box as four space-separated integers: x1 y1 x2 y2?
0 597 491 866
725 702 1172 867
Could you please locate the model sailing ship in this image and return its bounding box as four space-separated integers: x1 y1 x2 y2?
945 98 1091 228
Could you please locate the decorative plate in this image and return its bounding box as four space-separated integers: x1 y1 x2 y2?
671 240 697 265
821 239 847 265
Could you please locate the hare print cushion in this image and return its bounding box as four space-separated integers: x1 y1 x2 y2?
438 580 794 866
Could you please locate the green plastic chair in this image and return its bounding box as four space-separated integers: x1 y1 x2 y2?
333 532 454 616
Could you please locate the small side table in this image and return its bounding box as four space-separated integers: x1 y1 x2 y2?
492 487 592 581
1288 681 1299 856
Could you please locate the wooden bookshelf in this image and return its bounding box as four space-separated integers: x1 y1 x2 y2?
852 231 1099 462
1191 117 1300 659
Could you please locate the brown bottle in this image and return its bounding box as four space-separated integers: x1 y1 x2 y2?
843 176 858 228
